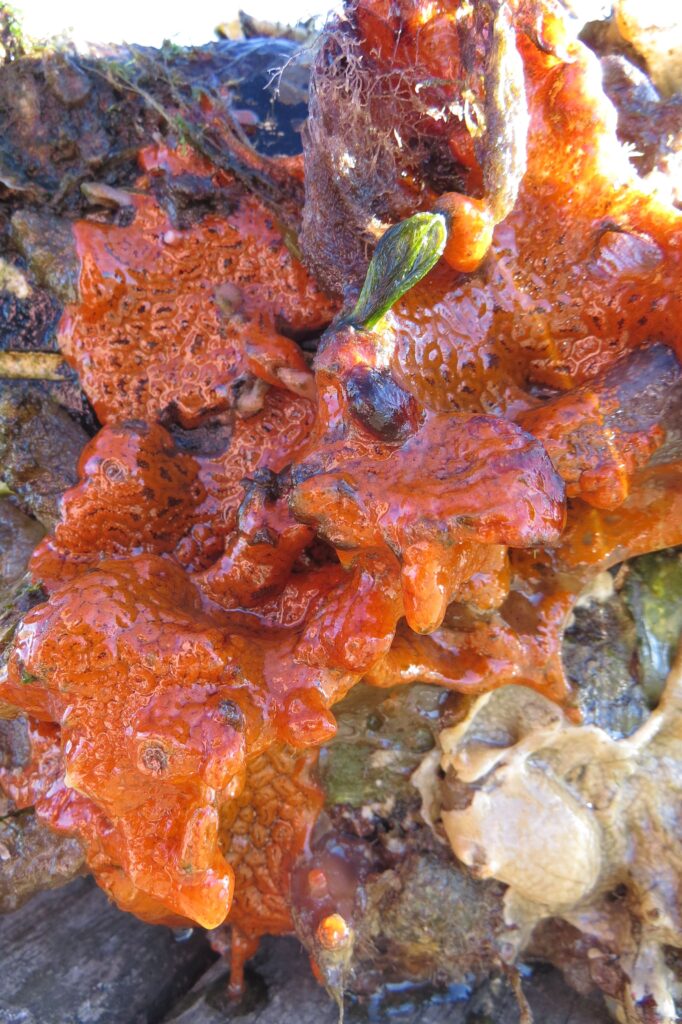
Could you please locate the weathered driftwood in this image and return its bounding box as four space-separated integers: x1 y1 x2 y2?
164 935 613 1024
0 878 215 1023
0 874 613 1024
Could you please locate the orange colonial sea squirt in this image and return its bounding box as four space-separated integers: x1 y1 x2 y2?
27 417 208 592
0 555 248 927
52 421 202 566
284 0 682 718
214 742 325 994
0 403 398 933
307 0 682 430
289 217 567 638
58 143 336 428
3 4 682 1004
517 343 681 510
0 538 403 933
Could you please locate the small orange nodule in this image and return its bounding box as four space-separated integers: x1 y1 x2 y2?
316 912 352 951
433 192 494 274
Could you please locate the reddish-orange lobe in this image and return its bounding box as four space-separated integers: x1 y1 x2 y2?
59 144 335 428
1 0 682 960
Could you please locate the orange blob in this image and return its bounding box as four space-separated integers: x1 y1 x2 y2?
433 193 495 273
316 912 352 951
0 551 367 928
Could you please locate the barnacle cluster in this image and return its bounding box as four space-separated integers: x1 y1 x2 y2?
1 0 681 1020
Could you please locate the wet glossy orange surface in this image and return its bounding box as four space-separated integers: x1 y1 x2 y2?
292 323 566 633
59 144 335 428
1 0 682 970
0 552 359 928
290 0 682 706
219 745 323 943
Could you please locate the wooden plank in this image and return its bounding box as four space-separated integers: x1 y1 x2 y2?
163 935 613 1024
0 877 215 1024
